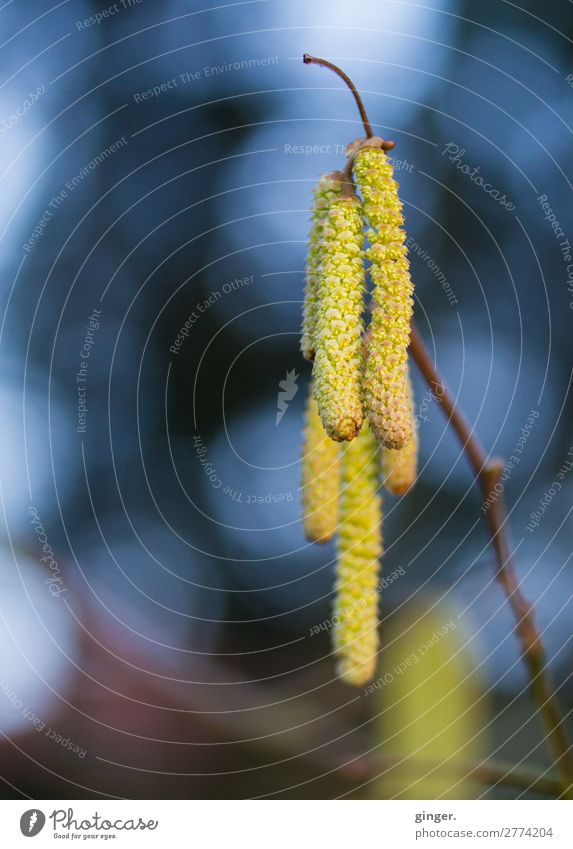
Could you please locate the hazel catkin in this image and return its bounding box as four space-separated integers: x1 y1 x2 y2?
382 365 418 494
333 422 383 685
353 144 414 449
300 173 343 361
313 193 366 442
301 384 340 542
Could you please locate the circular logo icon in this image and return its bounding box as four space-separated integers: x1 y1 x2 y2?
20 810 46 837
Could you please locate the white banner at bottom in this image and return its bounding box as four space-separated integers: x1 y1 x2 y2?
0 799 572 848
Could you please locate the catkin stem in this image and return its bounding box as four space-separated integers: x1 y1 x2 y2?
303 54 374 139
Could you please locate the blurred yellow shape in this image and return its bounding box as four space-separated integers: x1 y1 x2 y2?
375 604 485 799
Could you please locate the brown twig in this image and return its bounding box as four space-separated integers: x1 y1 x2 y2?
348 753 563 798
304 54 573 799
409 326 573 797
304 54 374 138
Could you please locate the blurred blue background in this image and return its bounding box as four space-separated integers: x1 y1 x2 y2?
0 0 572 799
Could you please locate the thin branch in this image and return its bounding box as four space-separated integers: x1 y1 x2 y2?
346 753 563 798
468 760 561 798
304 54 573 800
409 325 573 799
303 54 374 138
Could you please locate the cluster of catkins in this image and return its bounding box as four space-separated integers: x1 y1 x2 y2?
300 137 418 686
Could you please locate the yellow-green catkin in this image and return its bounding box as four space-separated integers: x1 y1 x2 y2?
382 365 418 494
376 604 484 799
353 145 414 449
333 423 383 685
313 193 366 442
300 173 343 361
301 384 340 543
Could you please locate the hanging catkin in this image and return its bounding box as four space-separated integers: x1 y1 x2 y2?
302 384 340 542
353 144 414 449
382 364 418 494
333 422 383 685
300 173 343 361
313 192 366 442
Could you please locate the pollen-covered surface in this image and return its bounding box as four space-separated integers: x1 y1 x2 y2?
301 386 340 543
300 174 343 361
313 194 366 442
383 366 418 494
333 423 383 686
353 146 414 449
